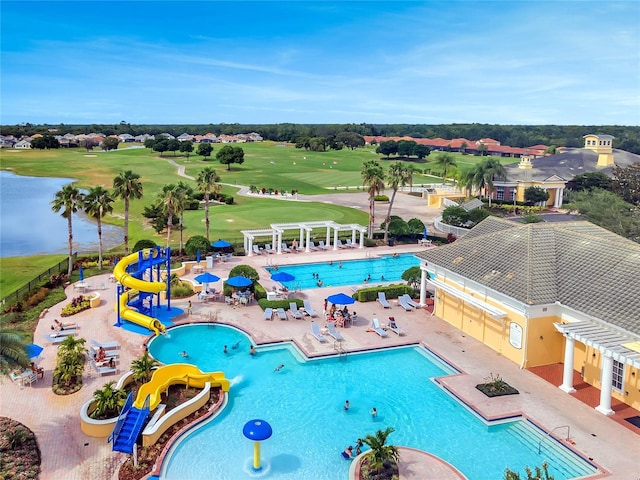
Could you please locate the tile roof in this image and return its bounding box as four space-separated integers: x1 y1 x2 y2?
417 217 640 336
505 148 640 181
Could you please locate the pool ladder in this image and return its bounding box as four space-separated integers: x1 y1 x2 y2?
538 425 571 454
334 341 348 359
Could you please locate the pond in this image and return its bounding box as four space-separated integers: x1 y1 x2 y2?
0 170 123 257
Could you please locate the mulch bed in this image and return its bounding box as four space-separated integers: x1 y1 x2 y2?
0 417 41 480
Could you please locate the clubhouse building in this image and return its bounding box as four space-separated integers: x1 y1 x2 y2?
416 217 640 414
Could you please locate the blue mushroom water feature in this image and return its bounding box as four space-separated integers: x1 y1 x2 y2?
243 419 273 471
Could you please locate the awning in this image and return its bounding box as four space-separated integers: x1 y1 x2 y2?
428 278 507 319
554 322 640 369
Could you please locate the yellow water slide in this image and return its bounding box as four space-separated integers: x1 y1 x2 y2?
113 250 167 335
133 363 230 410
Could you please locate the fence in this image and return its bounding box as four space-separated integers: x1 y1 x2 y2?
432 216 470 238
1 253 77 307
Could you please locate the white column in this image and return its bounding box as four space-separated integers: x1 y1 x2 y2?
299 228 304 250
419 268 428 306
559 336 576 393
305 229 311 253
358 230 364 248
247 237 253 257
325 227 331 247
351 229 357 245
595 353 615 415
557 188 564 207
276 232 282 254
333 229 339 251
272 232 277 252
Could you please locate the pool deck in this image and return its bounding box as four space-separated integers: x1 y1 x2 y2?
1 243 639 479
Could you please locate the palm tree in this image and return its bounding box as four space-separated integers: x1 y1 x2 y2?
434 152 457 185
383 162 412 242
57 335 86 360
83 186 114 270
90 381 127 419
51 184 83 274
475 158 507 206
160 184 182 248
112 170 143 255
196 167 221 242
174 181 192 254
361 160 386 239
0 331 30 375
130 352 159 383
362 427 400 477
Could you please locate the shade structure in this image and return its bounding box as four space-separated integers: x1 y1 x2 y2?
26 343 44 359
211 239 232 248
226 276 253 288
79 266 84 282
271 271 295 283
326 292 355 305
195 272 220 284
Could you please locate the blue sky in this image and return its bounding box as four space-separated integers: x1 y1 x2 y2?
2 1 639 126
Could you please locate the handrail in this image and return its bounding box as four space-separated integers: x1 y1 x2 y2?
538 425 571 454
122 395 152 448
108 391 133 444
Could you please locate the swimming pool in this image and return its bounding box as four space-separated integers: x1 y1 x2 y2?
151 325 598 480
265 253 420 289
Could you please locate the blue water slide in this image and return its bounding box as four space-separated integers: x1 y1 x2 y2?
109 393 151 454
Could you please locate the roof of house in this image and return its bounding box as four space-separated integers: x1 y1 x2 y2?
416 217 640 336
504 148 640 181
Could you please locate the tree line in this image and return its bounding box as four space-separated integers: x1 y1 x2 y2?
5 122 639 153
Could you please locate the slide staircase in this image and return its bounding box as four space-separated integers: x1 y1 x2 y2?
109 392 151 454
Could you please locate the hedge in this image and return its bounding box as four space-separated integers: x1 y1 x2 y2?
354 284 414 302
257 298 304 310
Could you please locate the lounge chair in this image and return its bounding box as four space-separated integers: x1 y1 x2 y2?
277 308 287 320
44 329 77 344
289 302 303 320
401 294 420 308
281 242 292 253
252 245 263 255
308 241 319 251
303 300 318 317
311 322 327 343
327 322 344 341
345 239 356 248
318 240 329 250
387 317 406 336
22 372 38 386
377 292 391 308
90 339 120 351
398 296 414 311
263 307 274 320
264 244 276 254
371 318 388 337
222 253 233 262
335 239 346 249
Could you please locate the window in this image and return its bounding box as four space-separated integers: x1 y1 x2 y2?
612 360 624 392
496 187 504 200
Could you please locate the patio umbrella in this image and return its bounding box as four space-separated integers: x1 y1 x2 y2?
226 276 253 288
25 343 44 359
195 272 221 284
196 250 201 263
271 271 295 283
423 226 428 239
79 266 84 282
212 239 232 249
326 292 355 305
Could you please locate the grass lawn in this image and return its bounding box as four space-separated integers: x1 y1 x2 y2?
0 254 67 299
0 142 516 291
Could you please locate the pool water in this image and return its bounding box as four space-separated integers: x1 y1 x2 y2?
265 253 419 289
151 325 597 480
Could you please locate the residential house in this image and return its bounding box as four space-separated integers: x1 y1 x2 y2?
14 140 32 149
416 217 640 414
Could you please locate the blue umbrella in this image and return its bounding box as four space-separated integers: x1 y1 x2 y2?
226 276 253 287
196 250 201 263
195 272 220 284
212 239 232 248
326 292 355 305
271 271 295 282
26 343 44 359
79 266 84 282
423 226 428 239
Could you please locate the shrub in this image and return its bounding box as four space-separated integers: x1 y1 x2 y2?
257 298 303 310
60 295 90 317
353 284 413 302
468 208 490 225
185 235 210 256
374 194 389 201
133 239 157 252
446 233 457 243
442 205 469 227
224 196 234 205
171 282 194 298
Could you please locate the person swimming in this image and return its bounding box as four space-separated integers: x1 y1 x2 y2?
274 364 284 372
223 345 228 354
180 350 189 358
232 341 241 350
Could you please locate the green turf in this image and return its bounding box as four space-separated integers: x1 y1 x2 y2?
0 255 67 298
0 141 515 293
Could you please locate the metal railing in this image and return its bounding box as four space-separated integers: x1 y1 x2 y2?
538 425 571 454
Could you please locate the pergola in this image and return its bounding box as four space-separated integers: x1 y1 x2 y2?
241 221 367 256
